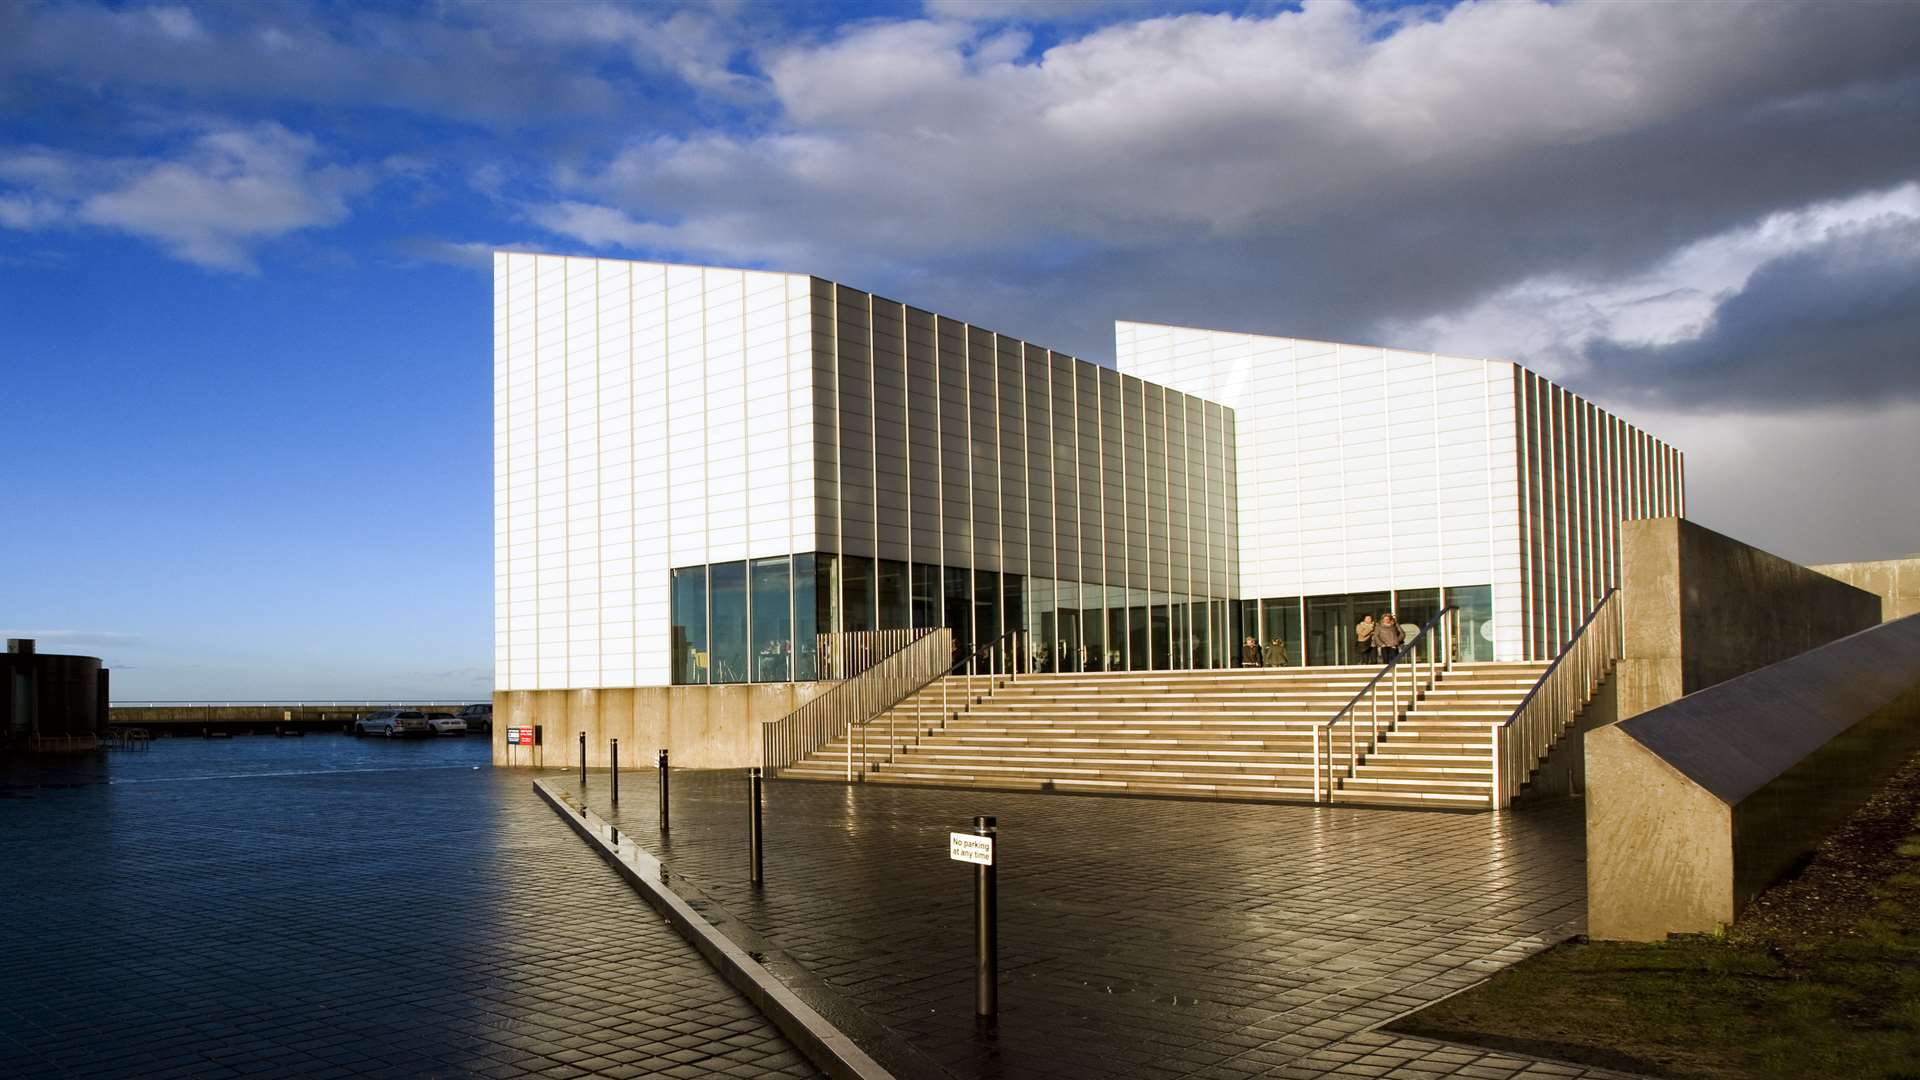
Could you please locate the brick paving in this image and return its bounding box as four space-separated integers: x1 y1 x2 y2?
545 767 1641 1080
0 739 820 1080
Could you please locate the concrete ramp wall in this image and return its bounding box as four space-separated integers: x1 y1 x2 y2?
1618 518 1882 721
1587 613 1920 940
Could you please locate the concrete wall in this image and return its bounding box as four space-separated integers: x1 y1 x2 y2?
491 682 831 770
1813 555 1920 622
1587 613 1920 941
1617 518 1881 720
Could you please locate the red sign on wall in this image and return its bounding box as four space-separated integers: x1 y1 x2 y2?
508 726 534 745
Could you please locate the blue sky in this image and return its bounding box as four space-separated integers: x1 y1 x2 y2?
4 0 1918 699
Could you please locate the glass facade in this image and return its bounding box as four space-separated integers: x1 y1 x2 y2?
1232 585 1497 668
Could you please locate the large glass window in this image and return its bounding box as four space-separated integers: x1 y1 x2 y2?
878 559 910 631
1055 580 1078 671
1080 588 1105 673
1262 597 1302 667
1029 576 1054 673
944 566 972 660
1129 594 1149 671
1306 594 1348 667
710 561 748 684
975 569 1001 650
670 566 708 685
750 557 792 683
1393 588 1442 650
794 554 819 681
1449 584 1495 662
912 563 941 629
842 555 875 633
1152 591 1167 668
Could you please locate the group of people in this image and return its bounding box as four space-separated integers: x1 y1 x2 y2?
1354 611 1404 663
1238 635 1287 667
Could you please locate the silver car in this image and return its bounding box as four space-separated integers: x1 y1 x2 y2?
354 710 433 738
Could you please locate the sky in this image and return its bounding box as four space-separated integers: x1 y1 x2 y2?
3 0 1918 700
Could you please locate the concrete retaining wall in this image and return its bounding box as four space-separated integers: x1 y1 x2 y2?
1617 518 1881 720
1586 613 1920 941
1813 554 1920 622
492 683 833 770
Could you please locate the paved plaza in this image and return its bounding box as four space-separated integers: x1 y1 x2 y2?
0 739 820 1080
542 767 1639 1080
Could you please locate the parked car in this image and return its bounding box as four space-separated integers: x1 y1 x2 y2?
353 710 433 738
458 703 492 734
423 711 467 736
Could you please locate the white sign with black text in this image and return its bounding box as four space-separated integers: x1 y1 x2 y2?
949 832 995 866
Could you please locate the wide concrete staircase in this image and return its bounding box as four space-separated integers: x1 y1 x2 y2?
778 663 1549 808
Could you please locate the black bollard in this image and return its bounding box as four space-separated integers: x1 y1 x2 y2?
610 737 620 805
578 732 587 791
974 815 998 1032
657 749 670 833
747 767 764 885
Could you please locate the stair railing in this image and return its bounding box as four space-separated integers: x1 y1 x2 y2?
1313 605 1461 803
849 630 1024 780
762 627 946 775
1489 589 1620 809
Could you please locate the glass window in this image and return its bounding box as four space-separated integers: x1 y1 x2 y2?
1029 576 1054 673
1393 588 1442 652
1263 597 1302 667
878 559 910 631
750 557 792 684
1128 594 1149 671
975 569 1001 649
1080 586 1105 673
1106 585 1127 672
944 566 972 660
1449 584 1495 663
1306 594 1349 667
1150 598 1171 670
1171 602 1189 670
842 555 875 633
794 554 819 681
670 566 708 685
1003 573 1025 655
912 563 941 629
710 561 748 684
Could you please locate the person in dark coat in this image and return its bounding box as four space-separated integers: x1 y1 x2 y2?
1373 613 1405 664
1242 636 1263 668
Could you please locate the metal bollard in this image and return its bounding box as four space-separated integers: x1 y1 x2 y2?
610 737 619 805
974 815 998 1032
747 767 764 885
579 732 587 792
657 749 670 833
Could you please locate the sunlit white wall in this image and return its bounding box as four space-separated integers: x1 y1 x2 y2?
494 254 817 691
1117 322 1526 661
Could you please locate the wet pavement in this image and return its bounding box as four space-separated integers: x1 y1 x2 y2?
543 768 1641 1080
0 738 820 1079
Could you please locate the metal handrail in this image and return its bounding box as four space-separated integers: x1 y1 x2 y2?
1312 605 1461 803
1488 589 1621 808
761 627 946 775
849 630 1025 781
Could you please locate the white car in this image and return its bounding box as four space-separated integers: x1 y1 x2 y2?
424 712 467 736
354 710 433 738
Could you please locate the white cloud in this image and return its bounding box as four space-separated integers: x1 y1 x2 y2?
0 124 368 272
1380 183 1920 379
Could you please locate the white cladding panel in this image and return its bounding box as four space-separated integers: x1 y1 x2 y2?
494 254 816 692
1117 322 1525 659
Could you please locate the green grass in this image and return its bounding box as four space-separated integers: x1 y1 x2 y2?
1390 776 1920 1078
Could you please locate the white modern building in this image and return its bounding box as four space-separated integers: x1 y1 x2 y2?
493 253 1682 757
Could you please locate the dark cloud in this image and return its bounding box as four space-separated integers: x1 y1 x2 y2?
1583 219 1920 411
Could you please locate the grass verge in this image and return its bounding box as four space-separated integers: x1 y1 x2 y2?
1389 752 1920 1079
